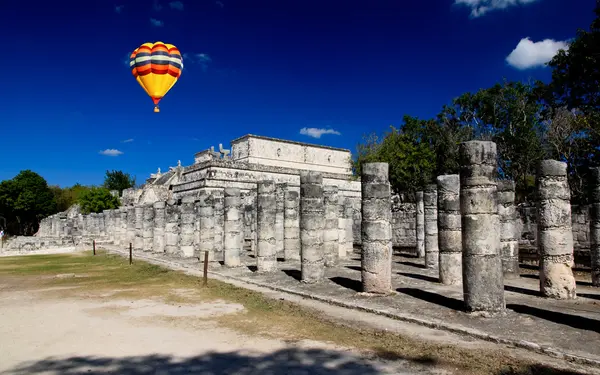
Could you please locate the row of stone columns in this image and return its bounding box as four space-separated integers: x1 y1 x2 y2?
410 141 584 311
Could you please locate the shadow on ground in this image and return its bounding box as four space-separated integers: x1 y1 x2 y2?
5 349 396 375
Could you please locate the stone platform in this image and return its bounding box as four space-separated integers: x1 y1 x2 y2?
102 244 600 367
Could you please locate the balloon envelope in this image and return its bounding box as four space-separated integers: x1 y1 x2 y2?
130 41 183 112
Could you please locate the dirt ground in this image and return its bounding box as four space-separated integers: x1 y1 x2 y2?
0 250 598 375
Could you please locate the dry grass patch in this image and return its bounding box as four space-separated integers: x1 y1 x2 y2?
0 251 591 375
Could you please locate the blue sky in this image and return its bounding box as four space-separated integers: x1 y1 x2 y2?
0 0 595 187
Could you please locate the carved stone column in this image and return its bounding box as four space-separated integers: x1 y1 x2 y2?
537 160 576 299
437 174 462 285
361 163 393 294
283 185 301 261
153 201 166 253
224 188 242 267
460 141 505 314
257 181 277 272
300 171 325 283
323 185 340 267
415 191 425 258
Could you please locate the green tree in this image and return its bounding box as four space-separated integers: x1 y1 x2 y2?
78 187 120 214
0 170 57 235
103 170 136 195
544 4 600 202
50 183 93 212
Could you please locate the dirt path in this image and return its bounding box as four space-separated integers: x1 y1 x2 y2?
0 286 438 375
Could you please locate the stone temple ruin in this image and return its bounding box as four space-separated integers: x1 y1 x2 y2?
7 136 600 312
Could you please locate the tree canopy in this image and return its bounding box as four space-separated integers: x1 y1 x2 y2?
353 5 600 204
103 170 136 195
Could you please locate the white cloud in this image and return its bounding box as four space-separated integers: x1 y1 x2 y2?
455 0 538 17
150 18 164 27
115 5 124 14
506 37 568 70
121 138 134 143
216 1 224 8
169 1 184 10
299 127 341 139
153 0 163 11
183 53 212 71
99 149 124 156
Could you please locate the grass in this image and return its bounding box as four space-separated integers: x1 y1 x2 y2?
0 250 590 375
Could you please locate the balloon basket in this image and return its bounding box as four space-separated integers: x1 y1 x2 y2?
154 106 160 113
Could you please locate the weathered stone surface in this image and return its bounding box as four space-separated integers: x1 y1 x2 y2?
497 180 520 279
197 191 215 261
142 204 154 252
537 160 576 299
424 185 438 269
275 183 285 257
224 187 243 267
415 191 425 258
323 185 340 267
257 181 277 272
153 201 166 253
361 163 392 294
342 198 354 257
591 167 600 287
437 174 461 285
283 186 301 261
300 171 325 283
134 206 144 252
164 200 180 255
212 190 225 260
179 196 196 257
119 208 128 247
460 141 505 313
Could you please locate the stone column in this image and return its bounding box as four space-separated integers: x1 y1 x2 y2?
179 196 196 257
153 201 166 253
212 190 225 261
283 186 301 261
104 210 113 242
142 204 154 252
257 181 277 272
323 185 340 267
437 174 462 285
224 187 242 267
537 160 576 299
197 191 215 261
119 208 127 247
415 191 425 258
497 180 520 279
424 184 439 269
361 163 393 294
113 209 121 244
591 167 600 287
164 200 180 255
98 212 106 237
126 206 135 247
134 206 144 252
343 198 354 257
460 141 505 313
275 184 285 258
300 172 325 283
337 195 347 259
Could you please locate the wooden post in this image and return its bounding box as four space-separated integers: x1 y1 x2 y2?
203 251 209 286
129 243 133 265
93 240 96 256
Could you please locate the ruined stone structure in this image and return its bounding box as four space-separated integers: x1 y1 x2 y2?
497 180 520 279
437 174 462 285
423 185 439 268
537 160 576 299
591 167 600 287
361 163 393 294
300 171 325 283
460 141 505 314
415 192 425 258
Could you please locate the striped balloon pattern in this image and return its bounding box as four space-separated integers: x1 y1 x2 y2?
130 41 183 112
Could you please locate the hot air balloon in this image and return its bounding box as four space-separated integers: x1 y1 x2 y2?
129 41 183 113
